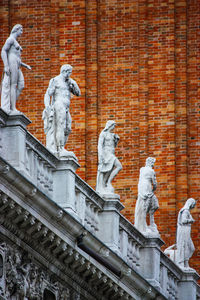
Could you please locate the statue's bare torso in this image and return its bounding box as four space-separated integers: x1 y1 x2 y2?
52 75 71 110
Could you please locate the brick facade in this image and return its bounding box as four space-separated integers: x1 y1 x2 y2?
0 0 200 274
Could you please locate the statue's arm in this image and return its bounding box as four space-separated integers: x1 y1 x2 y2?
181 210 194 224
152 170 157 191
1 37 13 75
44 79 55 107
44 91 50 108
21 61 31 70
69 78 81 96
114 134 120 147
48 78 56 97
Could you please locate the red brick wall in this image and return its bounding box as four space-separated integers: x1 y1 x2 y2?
0 0 200 273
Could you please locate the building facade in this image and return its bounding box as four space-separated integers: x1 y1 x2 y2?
0 0 200 278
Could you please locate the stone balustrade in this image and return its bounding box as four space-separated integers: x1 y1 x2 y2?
75 175 103 233
0 110 57 199
160 253 181 299
0 109 199 300
119 216 145 271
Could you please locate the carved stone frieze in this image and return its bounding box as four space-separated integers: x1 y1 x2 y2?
4 245 40 299
0 242 78 300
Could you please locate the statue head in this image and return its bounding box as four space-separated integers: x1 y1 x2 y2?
11 24 23 35
104 120 116 131
145 157 156 168
60 64 73 79
30 265 38 280
14 251 21 264
185 198 196 210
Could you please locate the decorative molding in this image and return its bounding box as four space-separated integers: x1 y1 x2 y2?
0 189 144 300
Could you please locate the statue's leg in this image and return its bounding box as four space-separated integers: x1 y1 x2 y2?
149 211 155 227
149 195 159 231
134 197 148 233
64 111 72 145
149 208 158 233
96 171 104 193
16 69 24 100
107 159 122 188
54 105 65 151
10 64 19 112
184 260 189 268
104 169 111 184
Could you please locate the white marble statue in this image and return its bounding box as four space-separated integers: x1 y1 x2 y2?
176 198 196 270
42 64 81 158
1 24 31 114
134 157 159 237
96 120 122 195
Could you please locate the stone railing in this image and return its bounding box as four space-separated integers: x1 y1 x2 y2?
0 111 57 199
0 110 199 300
25 134 56 197
119 216 145 271
75 175 104 234
159 253 180 300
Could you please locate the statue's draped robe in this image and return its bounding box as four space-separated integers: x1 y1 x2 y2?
177 208 195 264
1 73 10 113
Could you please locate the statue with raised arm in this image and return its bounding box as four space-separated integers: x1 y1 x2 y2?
134 157 159 237
96 120 122 196
1 24 31 114
42 64 81 159
176 198 196 270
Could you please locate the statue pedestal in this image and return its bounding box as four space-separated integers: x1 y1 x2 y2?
0 109 31 175
53 157 80 219
139 237 164 289
98 194 124 255
178 269 200 300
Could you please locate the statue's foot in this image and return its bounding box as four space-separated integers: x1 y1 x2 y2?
178 263 195 272
149 223 158 233
106 182 114 194
58 148 77 160
142 227 152 236
9 109 22 115
143 225 160 238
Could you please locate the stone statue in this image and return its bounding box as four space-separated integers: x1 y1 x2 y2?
176 198 196 270
134 157 159 237
96 120 122 195
42 64 81 158
6 249 30 299
1 24 31 114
